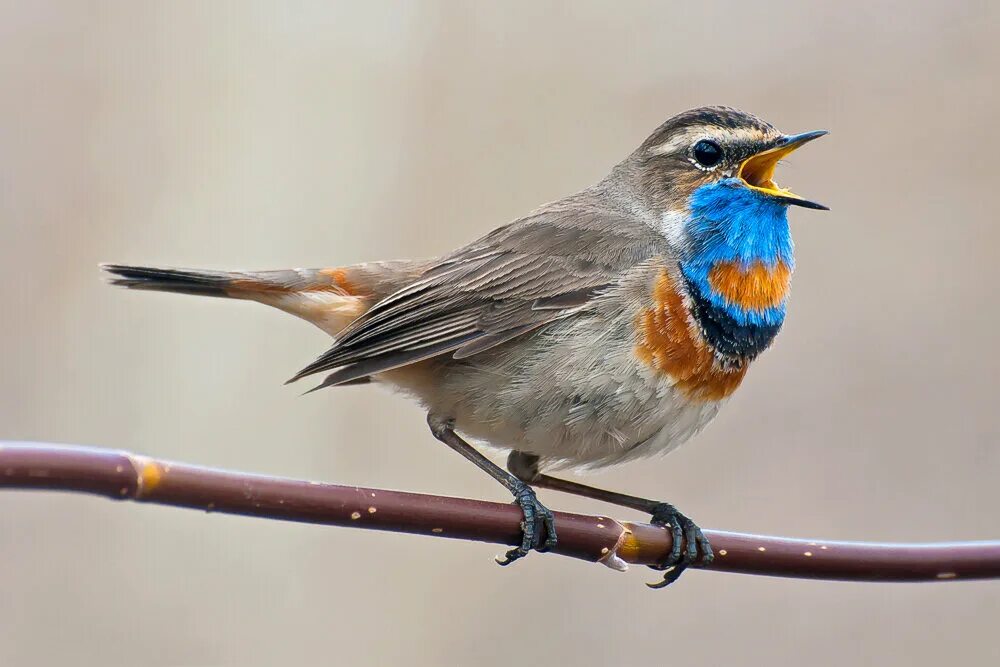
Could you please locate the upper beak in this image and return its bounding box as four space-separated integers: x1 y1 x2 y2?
737 130 828 210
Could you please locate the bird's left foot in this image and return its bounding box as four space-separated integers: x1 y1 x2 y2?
494 481 558 566
647 503 713 589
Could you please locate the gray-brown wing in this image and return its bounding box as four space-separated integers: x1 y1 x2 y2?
289 205 663 389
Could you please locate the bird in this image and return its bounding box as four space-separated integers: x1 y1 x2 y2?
102 106 826 587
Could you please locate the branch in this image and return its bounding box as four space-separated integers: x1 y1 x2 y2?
2 442 998 582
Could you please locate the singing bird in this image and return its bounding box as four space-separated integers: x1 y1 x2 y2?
103 106 826 587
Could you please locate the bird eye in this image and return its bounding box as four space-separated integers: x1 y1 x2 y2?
691 139 723 169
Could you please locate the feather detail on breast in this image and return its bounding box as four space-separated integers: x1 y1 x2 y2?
635 269 747 401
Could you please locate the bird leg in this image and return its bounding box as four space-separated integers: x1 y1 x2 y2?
507 451 712 587
427 415 557 565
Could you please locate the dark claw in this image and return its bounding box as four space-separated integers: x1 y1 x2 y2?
495 483 557 566
646 502 712 589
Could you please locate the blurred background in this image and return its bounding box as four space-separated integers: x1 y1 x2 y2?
2 1 998 665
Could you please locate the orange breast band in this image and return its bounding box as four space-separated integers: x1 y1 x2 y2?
707 260 790 311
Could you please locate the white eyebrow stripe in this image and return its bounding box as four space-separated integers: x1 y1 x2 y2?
648 130 701 156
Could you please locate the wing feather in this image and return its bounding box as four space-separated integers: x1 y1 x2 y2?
289 205 664 387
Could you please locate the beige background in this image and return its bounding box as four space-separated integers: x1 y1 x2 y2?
2 2 999 665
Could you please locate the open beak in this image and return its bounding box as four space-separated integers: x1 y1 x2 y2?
737 130 828 210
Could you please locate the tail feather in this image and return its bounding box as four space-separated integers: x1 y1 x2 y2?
101 263 369 336
102 264 239 297
101 264 352 297
102 260 429 368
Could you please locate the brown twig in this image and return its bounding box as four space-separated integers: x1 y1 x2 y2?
2 441 999 582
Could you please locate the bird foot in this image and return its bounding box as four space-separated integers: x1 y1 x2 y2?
646 502 713 589
495 482 557 566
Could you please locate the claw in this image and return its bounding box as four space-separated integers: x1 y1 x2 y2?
646 502 712 588
646 565 686 589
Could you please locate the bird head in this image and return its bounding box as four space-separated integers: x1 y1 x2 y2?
621 106 827 253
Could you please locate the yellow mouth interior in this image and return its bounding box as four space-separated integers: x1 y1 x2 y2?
737 145 802 200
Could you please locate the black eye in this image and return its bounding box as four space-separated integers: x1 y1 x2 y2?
692 139 723 168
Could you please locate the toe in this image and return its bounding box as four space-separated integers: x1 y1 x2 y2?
682 521 700 564
649 504 684 569
695 529 714 566
536 505 558 553
669 521 684 566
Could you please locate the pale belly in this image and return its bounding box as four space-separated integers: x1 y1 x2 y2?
382 311 726 471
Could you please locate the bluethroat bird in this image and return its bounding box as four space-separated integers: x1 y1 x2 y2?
103 106 826 587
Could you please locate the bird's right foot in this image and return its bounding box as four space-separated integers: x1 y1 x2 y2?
646 502 713 589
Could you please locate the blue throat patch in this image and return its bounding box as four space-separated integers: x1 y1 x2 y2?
679 178 794 359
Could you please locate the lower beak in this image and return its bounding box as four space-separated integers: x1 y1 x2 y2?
738 130 828 210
